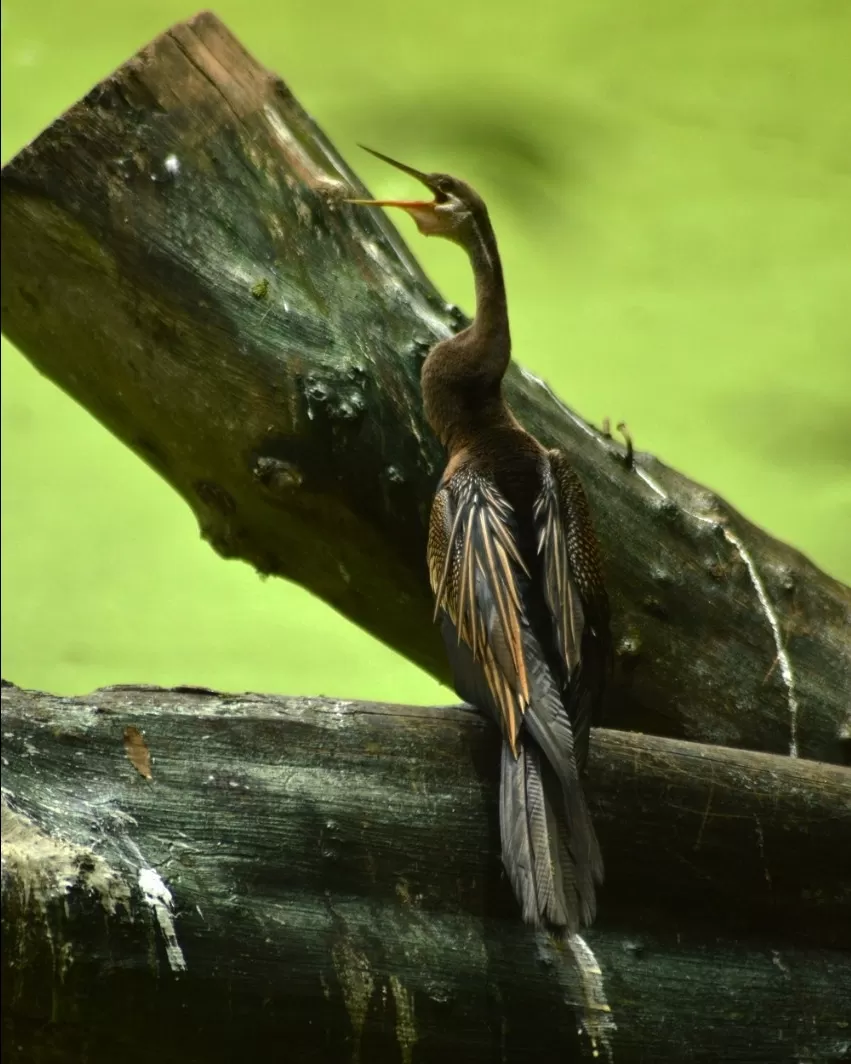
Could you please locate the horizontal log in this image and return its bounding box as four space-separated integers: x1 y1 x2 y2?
1 13 849 763
2 681 849 1063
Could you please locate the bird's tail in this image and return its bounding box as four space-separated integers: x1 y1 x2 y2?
500 733 600 933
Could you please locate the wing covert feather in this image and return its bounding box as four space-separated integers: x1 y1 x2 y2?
428 471 530 754
534 450 612 771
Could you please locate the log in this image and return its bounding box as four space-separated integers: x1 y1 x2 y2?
1 13 848 764
2 680 850 1064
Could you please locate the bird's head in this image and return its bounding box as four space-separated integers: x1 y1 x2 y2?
347 146 486 245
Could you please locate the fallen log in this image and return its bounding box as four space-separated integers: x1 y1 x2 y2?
2 681 849 1064
1 13 849 764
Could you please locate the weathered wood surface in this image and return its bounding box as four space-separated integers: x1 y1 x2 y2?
1 13 849 764
2 681 850 1064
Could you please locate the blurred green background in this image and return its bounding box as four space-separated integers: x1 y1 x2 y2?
2 0 849 701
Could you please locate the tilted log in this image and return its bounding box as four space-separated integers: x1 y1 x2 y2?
2 681 850 1064
1 13 849 764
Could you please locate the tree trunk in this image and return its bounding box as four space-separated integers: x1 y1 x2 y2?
2 680 849 1064
1 13 848 765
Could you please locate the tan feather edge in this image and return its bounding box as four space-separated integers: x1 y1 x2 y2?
534 470 581 674
429 479 532 756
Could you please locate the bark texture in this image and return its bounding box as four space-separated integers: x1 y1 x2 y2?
1 14 849 764
2 681 850 1064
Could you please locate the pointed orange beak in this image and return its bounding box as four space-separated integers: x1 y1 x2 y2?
346 197 436 209
346 145 439 214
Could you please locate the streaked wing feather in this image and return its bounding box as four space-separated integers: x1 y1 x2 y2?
534 451 612 772
533 462 585 676
428 471 530 753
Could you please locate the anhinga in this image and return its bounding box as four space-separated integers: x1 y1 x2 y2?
350 148 611 934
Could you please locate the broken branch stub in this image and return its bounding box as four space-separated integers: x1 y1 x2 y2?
1 12 849 761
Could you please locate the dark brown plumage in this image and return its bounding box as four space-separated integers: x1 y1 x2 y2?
350 148 611 933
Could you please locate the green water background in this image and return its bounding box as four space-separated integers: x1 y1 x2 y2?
2 0 849 701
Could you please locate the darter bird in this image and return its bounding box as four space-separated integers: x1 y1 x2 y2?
349 148 611 934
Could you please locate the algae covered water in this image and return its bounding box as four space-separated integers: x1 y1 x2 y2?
2 0 849 700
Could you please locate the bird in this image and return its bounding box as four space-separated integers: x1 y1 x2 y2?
349 147 611 935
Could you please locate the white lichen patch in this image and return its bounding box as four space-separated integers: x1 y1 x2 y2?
1 799 131 983
1 800 130 916
138 866 186 972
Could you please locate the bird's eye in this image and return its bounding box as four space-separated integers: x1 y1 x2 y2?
430 176 452 204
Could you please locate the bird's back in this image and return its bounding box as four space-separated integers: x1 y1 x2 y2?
456 422 543 521
455 427 560 652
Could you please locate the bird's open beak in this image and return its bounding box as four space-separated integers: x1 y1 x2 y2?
346 146 439 217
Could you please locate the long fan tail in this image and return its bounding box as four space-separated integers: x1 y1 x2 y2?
501 734 593 933
521 641 604 898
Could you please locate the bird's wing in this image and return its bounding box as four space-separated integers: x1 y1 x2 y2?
428 468 531 756
429 464 603 929
533 450 612 771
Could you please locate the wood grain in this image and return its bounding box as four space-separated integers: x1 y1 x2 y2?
3 681 850 1063
1 13 849 764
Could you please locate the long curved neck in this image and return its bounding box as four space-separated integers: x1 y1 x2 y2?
421 210 513 451
465 212 510 359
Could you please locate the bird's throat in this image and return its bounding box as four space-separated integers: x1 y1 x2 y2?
421 211 513 451
466 213 510 355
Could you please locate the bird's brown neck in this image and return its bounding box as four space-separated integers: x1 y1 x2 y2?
466 212 509 351
421 209 514 453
